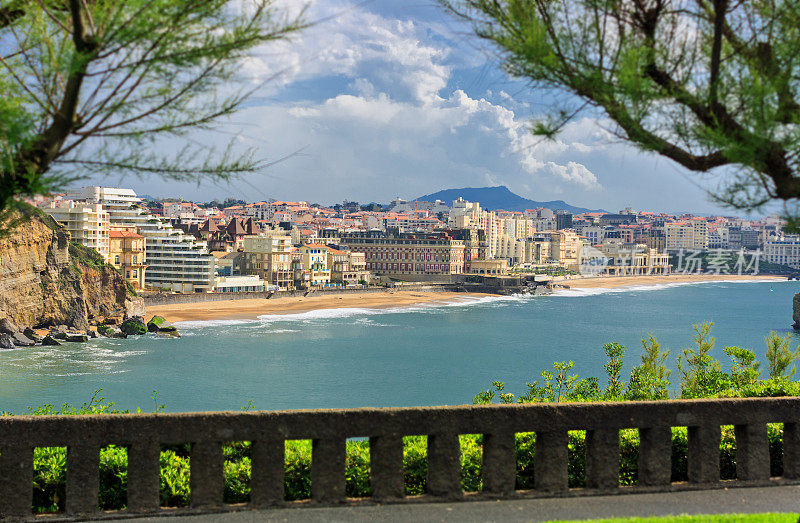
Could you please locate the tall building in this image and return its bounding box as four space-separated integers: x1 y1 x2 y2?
449 198 536 259
665 219 708 250
108 227 147 290
67 186 215 292
242 232 293 290
44 200 110 261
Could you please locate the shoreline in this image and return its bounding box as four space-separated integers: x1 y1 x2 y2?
557 273 786 290
145 274 789 323
147 291 498 323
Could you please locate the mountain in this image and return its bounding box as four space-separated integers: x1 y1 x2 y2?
415 186 603 214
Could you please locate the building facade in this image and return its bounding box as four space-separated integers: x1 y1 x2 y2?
44 200 110 261
108 228 147 290
340 231 466 277
67 186 215 292
242 233 293 290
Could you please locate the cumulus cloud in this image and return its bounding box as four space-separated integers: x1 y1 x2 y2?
102 0 728 213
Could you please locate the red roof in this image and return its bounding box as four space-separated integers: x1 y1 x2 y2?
109 230 143 238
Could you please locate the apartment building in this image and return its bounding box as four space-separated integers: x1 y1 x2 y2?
67 186 215 292
599 242 671 275
298 244 332 288
327 248 370 285
665 219 709 250
108 228 147 290
242 233 293 290
449 198 536 259
764 235 800 268
44 200 110 261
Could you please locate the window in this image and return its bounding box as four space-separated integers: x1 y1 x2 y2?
114 255 120 264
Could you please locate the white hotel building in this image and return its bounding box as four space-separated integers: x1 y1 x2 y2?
764 235 800 269
67 186 215 292
44 200 111 261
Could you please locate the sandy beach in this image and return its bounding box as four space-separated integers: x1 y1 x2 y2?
561 273 785 289
147 291 496 323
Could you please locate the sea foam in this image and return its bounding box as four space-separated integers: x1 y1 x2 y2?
551 277 789 297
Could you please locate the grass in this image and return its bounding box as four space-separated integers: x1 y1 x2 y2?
550 515 798 523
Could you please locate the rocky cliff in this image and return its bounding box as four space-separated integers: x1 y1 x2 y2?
0 206 143 330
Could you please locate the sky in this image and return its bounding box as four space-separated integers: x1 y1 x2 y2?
83 0 744 214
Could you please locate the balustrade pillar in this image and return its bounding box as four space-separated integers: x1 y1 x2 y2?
534 430 568 492
734 423 770 481
370 435 404 499
688 425 720 484
0 444 32 517
782 422 800 480
251 438 285 507
191 440 224 508
312 437 346 502
482 431 516 495
585 427 619 490
638 426 672 486
66 443 100 514
426 432 461 498
127 441 161 513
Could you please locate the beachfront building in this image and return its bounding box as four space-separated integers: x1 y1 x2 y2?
340 230 466 279
665 219 709 250
44 200 110 261
67 186 215 292
599 242 671 275
108 227 147 290
326 248 370 286
242 232 293 290
466 259 508 275
213 275 267 293
764 235 800 268
297 244 332 287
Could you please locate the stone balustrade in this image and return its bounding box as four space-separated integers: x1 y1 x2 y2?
1 397 799 519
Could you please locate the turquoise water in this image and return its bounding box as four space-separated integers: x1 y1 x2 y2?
0 280 797 413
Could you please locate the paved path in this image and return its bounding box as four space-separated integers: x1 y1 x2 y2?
128 486 800 522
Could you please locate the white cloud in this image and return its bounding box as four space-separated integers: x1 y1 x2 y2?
546 161 600 189
109 0 729 213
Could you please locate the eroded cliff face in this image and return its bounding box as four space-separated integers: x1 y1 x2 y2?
0 209 143 330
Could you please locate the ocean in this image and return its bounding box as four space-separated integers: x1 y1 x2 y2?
0 279 796 413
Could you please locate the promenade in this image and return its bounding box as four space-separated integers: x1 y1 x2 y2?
127 486 800 522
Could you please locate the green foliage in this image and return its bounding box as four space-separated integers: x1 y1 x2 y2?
68 241 107 270
765 331 800 379
626 335 671 401
603 342 626 400
442 0 800 219
0 0 306 222
678 323 726 398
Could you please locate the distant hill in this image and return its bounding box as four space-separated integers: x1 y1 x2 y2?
415 186 602 214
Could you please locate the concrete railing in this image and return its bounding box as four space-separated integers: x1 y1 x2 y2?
1 397 799 519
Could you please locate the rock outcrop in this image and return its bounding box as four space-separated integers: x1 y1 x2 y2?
0 207 143 331
794 292 800 330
